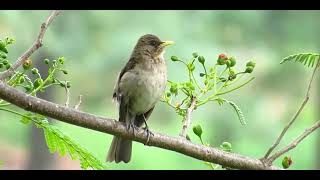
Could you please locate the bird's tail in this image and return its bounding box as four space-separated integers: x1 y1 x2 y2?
106 136 132 163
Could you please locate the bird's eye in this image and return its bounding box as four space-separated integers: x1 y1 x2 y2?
150 40 157 46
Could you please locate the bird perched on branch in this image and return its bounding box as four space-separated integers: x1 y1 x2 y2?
106 34 174 163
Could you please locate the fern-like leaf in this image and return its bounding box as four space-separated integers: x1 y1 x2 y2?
21 113 105 170
280 53 320 67
227 101 246 125
215 98 246 125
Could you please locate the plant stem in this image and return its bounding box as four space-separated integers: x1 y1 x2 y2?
0 107 30 119
216 77 255 96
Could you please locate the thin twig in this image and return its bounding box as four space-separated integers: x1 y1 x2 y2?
74 95 82 110
180 96 197 138
266 121 320 164
0 10 61 81
263 59 320 160
64 82 70 107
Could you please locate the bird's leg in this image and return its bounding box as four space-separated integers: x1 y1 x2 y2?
142 114 154 145
127 118 139 136
125 104 138 136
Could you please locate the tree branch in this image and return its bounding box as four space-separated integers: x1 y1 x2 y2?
0 10 61 81
266 120 320 164
0 81 281 170
263 59 320 160
180 96 197 138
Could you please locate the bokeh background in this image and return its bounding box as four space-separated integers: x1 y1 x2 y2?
0 10 319 170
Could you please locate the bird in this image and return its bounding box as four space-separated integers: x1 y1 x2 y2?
106 34 174 163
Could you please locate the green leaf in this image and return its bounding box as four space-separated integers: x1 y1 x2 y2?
80 159 89 170
193 124 203 139
215 98 226 106
280 53 320 68
227 101 246 125
66 145 79 160
38 118 105 170
44 128 57 153
57 136 67 156
20 113 32 125
217 99 246 125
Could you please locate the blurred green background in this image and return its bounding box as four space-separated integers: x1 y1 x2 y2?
0 10 319 170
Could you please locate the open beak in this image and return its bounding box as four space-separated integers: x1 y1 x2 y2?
161 41 174 47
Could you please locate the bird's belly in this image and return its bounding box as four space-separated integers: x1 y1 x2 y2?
133 73 166 114
125 71 166 115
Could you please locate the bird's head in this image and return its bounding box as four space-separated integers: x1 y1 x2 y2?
134 34 174 58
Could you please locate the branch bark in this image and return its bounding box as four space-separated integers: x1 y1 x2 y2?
180 96 197 138
0 81 281 170
263 59 320 160
266 120 320 163
0 10 61 81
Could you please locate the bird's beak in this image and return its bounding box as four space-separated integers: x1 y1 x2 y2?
161 41 174 47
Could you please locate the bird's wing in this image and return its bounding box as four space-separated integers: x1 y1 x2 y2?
112 57 137 101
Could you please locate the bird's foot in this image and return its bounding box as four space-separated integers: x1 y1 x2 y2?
142 126 154 145
127 122 139 136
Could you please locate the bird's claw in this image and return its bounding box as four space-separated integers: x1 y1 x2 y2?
142 127 154 145
127 122 139 136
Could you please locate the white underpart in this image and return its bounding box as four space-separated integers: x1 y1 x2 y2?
119 58 167 115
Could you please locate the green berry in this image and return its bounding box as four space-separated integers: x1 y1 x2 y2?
166 92 171 97
188 63 195 71
66 81 71 88
171 56 179 62
169 84 178 95
198 56 205 64
34 78 43 88
58 57 65 64
192 52 198 58
19 76 25 84
220 142 232 152
44 59 50 64
2 60 8 65
204 79 208 85
229 57 236 67
217 58 226 65
0 41 8 54
282 156 292 169
245 66 254 73
246 61 256 68
199 73 205 77
0 53 7 59
23 59 32 70
5 63 11 70
31 68 38 75
193 124 203 138
186 82 195 90
24 85 32 92
0 63 3 68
